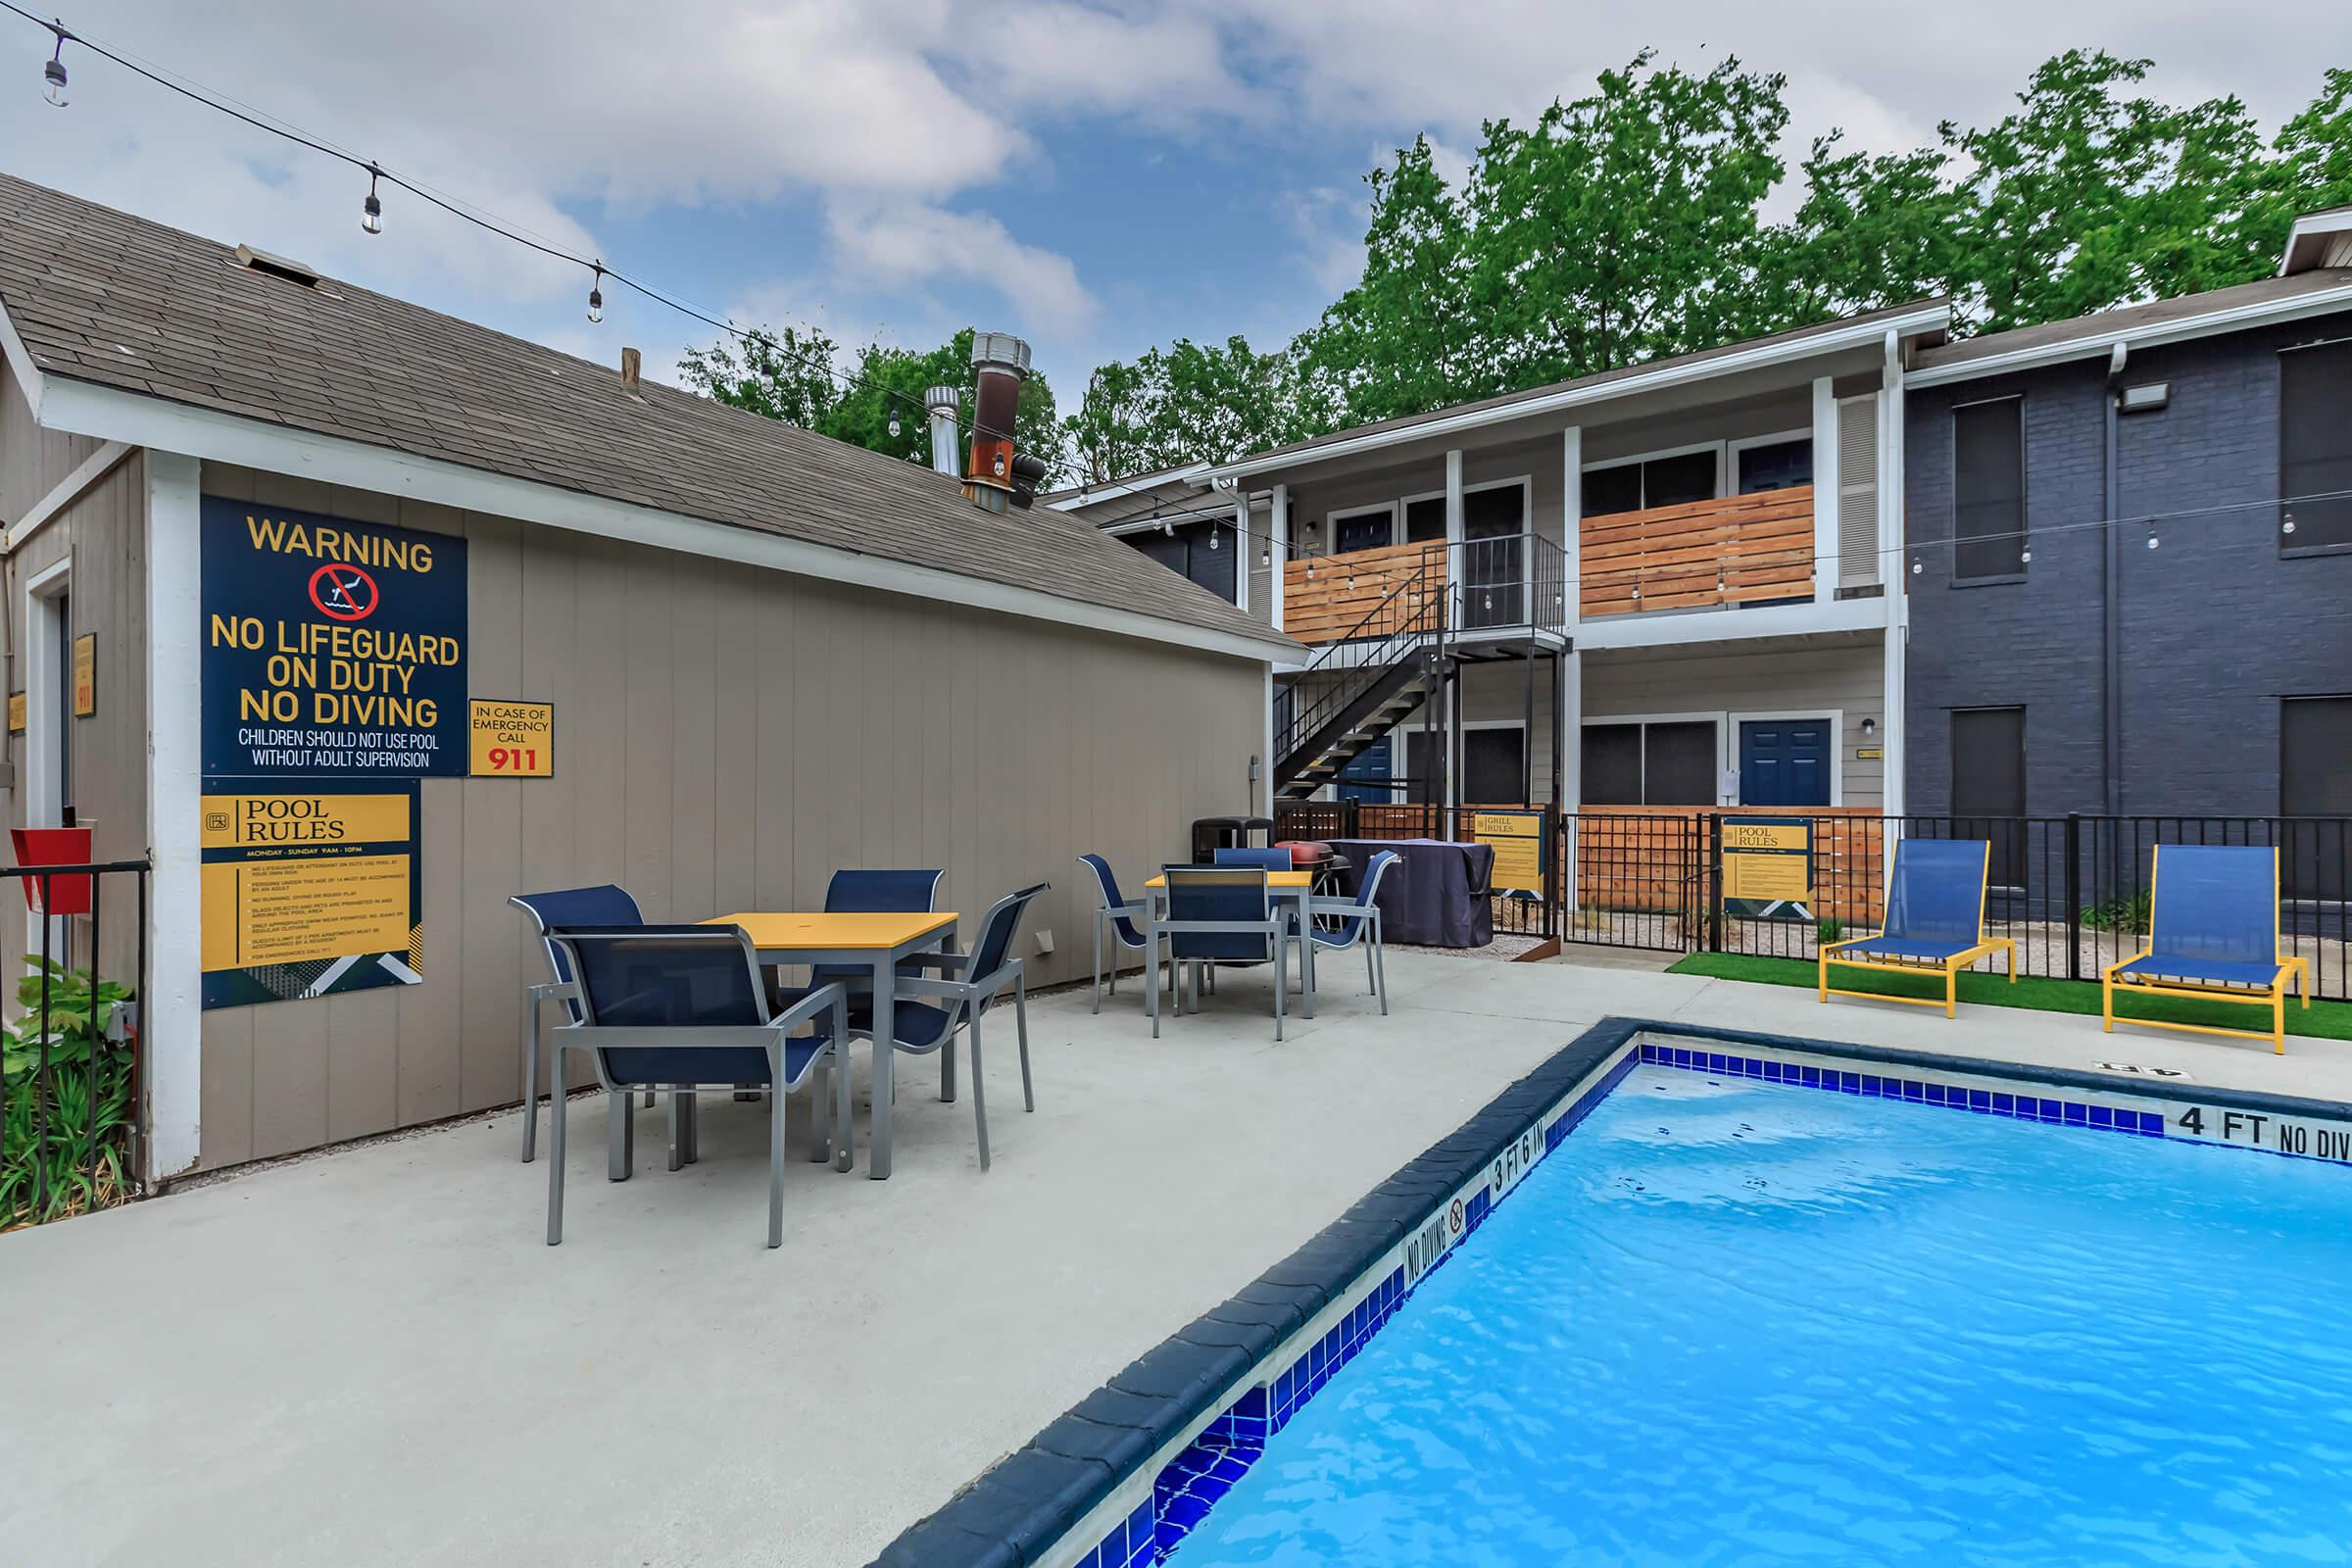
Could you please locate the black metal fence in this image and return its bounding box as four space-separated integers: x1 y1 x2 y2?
2 858 149 1228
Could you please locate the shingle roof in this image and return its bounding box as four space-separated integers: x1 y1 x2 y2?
1912 270 2352 372
0 172 1288 652
1223 296 1948 471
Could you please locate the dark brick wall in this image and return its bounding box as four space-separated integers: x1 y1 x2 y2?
1904 310 2352 819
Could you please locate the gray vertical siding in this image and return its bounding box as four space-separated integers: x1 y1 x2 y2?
192 463 1266 1169
1904 311 2352 817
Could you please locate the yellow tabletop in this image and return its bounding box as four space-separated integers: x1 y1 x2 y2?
706 910 958 952
1144 870 1313 891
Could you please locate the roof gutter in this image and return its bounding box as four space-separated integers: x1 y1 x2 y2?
1207 304 1950 482
1043 463 1215 512
27 370 1301 665
1907 281 2352 388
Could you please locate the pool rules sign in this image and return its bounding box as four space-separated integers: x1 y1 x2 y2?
199 499 464 1007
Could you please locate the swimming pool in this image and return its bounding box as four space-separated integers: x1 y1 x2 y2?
871 1023 2352 1568
1162 1058 2352 1566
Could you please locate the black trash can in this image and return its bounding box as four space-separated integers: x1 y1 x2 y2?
1190 815 1276 863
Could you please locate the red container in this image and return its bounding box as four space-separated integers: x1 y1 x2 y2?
1278 840 1333 868
12 825 93 915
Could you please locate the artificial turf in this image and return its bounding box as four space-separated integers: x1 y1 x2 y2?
1666 951 2352 1043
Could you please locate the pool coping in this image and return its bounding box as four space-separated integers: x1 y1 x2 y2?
865 1015 2352 1568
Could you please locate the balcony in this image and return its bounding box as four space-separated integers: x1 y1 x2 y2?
1580 486 1814 619
1283 536 1568 647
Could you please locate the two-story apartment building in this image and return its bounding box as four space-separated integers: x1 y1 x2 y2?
1068 209 2352 876
1059 301 1948 822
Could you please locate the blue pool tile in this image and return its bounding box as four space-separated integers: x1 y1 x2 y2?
2088 1105 2113 1128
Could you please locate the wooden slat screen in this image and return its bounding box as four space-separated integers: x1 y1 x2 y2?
1580 486 1814 618
1282 541 1445 645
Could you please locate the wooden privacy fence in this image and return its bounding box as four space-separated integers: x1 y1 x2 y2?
1580 486 1815 618
1572 806 1886 925
1281 541 1441 646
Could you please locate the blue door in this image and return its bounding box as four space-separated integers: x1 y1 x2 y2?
1740 719 1832 807
1337 737 1393 805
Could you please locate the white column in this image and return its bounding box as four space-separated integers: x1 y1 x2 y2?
143 450 204 1183
1260 665 1274 816
1444 449 1465 546
1811 375 1839 604
1269 484 1289 633
1233 490 1250 615
1559 647 1582 912
1879 330 1908 822
1560 425 1582 630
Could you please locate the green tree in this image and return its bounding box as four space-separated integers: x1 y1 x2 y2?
1064 333 1317 482
679 326 1062 482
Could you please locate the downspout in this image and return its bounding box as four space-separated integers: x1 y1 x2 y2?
2103 342 2126 816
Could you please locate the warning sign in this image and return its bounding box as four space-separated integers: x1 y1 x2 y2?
1722 815 1813 919
469 700 554 776
1472 810 1547 897
72 633 94 716
199 781 421 1009
200 498 467 776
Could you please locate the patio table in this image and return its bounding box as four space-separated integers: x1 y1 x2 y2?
705 909 959 1180
1143 869 1320 1018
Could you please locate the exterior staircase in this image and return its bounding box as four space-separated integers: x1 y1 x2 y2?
1274 554 1449 800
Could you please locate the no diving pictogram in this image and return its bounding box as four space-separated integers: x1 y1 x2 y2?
309 564 379 621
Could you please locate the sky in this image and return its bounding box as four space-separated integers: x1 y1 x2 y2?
2 2 2345 416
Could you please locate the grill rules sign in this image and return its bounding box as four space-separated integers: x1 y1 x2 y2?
201 498 467 776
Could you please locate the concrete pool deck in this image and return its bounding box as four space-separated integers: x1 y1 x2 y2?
8 949 2352 1567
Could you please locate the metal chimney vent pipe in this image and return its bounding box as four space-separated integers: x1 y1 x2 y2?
965 331 1031 510
924 384 960 478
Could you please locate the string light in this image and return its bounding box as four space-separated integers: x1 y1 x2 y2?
2282 510 2297 536
2146 523 2159 550
1207 526 1219 551
360 162 382 235
41 17 66 105
586 263 604 324
888 413 902 438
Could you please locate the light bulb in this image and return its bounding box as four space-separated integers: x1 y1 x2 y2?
1208 528 1219 551
2282 512 2297 535
44 56 67 108
1259 548 1270 566
994 454 1006 477
2020 547 2032 563
361 168 383 235
2146 531 2158 550
1911 557 1923 575
888 414 902 438
586 265 605 324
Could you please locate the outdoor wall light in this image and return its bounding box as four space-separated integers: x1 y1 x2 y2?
2119 381 2171 414
1861 717 1878 738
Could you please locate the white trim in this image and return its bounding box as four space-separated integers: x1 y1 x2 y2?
4 441 136 554
1725 427 1812 486
1234 493 1250 615
1269 484 1288 632
29 375 1298 665
22 555 72 830
1575 591 1886 650
2281 210 2352 275
1581 436 1727 504
142 450 203 1181
1100 502 1246 536
1559 426 1583 633
1727 708 1845 807
1043 463 1212 511
0 302 43 416
1905 282 2352 387
1210 305 1949 479
1809 379 1838 605
1444 450 1465 550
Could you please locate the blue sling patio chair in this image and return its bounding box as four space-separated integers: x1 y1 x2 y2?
541 925 849 1248
1212 846 1296 872
510 884 646 1163
1150 865 1288 1042
1295 849 1400 1014
1077 855 1170 1013
771 867 946 1013
1818 838 2015 1019
845 882 1049 1171
2101 844 2310 1054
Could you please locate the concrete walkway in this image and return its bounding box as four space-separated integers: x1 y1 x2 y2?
6 952 2348 1567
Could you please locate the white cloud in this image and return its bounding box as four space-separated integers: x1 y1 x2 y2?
826 203 1099 336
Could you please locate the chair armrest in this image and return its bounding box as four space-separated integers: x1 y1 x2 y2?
898 951 973 974
2099 949 2154 981
1301 898 1369 917
894 975 973 1003
528 980 579 1006
771 980 849 1032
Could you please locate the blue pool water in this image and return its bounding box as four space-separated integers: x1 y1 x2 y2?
1167 1064 2352 1566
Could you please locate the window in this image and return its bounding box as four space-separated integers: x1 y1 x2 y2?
2280 341 2352 552
1952 398 2026 579
1951 706 2026 887
1582 450 1718 517
1329 505 1394 555
1126 520 1235 603
1580 719 1717 806
1403 496 1446 543
1735 437 1813 495
2282 696 2351 901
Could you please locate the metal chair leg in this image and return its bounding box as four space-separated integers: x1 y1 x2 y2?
1149 933 1162 1039
808 1057 833 1163
546 1046 569 1246
667 1093 688 1171
1015 977 1035 1113
519 992 541 1163
767 1045 787 1249
608 1090 634 1181
968 1015 991 1171
1091 915 1103 1013
1274 940 1287 1043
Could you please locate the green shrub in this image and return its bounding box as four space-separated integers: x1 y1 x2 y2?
2 959 136 1230
2081 891 2152 934
1815 916 1844 945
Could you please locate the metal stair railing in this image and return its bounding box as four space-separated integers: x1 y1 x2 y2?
1275 544 1446 778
